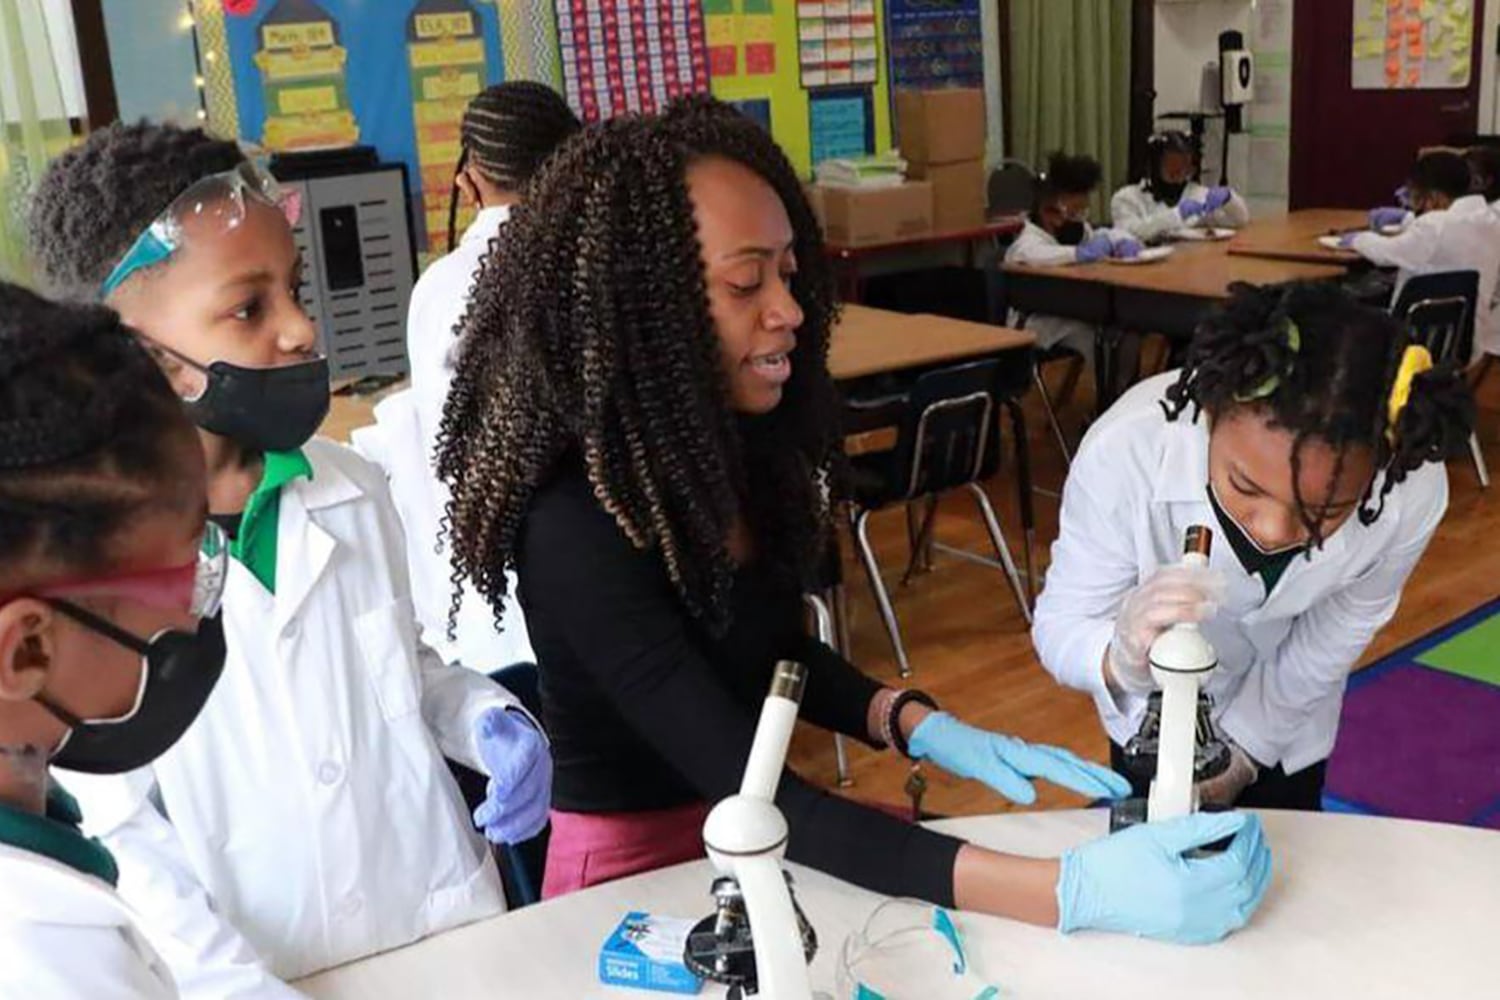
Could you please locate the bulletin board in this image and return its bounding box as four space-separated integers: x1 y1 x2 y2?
203 0 507 251
706 0 893 177
885 0 983 89
1351 0 1473 89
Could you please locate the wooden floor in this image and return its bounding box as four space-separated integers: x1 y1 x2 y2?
786 361 1500 820
323 362 1500 821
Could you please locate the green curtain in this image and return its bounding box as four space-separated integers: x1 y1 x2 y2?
0 0 76 287
1008 0 1132 219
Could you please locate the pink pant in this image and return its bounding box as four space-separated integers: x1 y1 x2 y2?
542 801 712 900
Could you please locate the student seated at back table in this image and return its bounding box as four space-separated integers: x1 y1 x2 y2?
29 122 552 998
1112 130 1249 243
1004 152 1140 358
0 284 225 1000
1342 150 1500 364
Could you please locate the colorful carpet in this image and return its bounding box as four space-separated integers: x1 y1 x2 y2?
1324 596 1500 828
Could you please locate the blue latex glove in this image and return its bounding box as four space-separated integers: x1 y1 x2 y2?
1203 186 1233 212
1074 232 1113 264
1057 811 1273 945
1177 197 1207 220
1368 206 1408 230
473 707 552 844
1111 237 1143 260
1339 230 1360 249
1394 184 1412 209
908 712 1131 804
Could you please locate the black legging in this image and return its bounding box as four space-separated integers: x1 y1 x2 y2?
1111 742 1327 812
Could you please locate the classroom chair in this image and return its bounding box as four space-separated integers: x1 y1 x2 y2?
804 591 853 787
843 358 1035 678
1390 270 1489 488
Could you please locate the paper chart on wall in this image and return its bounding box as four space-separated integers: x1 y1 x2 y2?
1351 0 1473 90
796 0 880 89
554 0 710 121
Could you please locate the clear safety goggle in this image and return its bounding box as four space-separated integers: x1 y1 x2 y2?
100 161 302 297
1 521 230 621
836 899 1002 1000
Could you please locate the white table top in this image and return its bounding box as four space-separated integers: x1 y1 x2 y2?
296 809 1500 999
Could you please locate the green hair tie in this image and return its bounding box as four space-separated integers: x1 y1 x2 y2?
1235 317 1302 402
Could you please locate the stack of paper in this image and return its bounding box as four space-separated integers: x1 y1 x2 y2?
813 151 909 188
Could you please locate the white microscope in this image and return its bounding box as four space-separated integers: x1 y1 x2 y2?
1111 526 1233 835
684 660 817 999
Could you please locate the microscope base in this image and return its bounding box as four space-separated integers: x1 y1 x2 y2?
1109 797 1235 856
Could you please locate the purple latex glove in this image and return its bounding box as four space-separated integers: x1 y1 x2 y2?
1075 232 1113 264
1394 184 1412 209
1339 231 1360 249
1368 206 1409 230
1111 237 1143 260
1203 186 1233 213
1177 197 1207 220
473 707 552 844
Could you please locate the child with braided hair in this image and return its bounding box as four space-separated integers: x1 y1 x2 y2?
28 121 552 996
1035 280 1474 811
0 282 225 998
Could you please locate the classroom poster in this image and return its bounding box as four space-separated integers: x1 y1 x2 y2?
884 0 983 89
553 0 711 121
1351 0 1472 89
213 0 507 252
808 89 873 165
797 0 880 89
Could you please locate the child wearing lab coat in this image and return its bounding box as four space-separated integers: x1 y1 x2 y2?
0 284 226 999
28 123 553 997
1034 281 1473 811
1111 130 1250 242
360 82 579 674
1344 151 1500 364
1004 152 1140 357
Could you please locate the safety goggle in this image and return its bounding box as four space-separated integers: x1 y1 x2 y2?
2 521 230 620
100 161 302 297
837 899 1001 1000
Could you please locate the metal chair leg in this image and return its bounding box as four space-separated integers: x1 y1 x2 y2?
965 482 1033 626
850 508 914 678
804 591 853 787
1033 363 1074 466
1469 432 1490 489
901 496 941 586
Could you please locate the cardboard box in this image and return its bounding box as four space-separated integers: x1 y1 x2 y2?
911 159 986 233
896 87 986 166
817 181 934 248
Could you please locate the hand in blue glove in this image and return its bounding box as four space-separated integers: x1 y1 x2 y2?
473 707 552 844
1177 197 1207 220
1203 186 1233 213
1111 237 1143 260
1368 206 1409 230
1057 811 1273 945
1394 184 1412 209
1074 232 1114 264
1339 230 1360 249
908 712 1131 804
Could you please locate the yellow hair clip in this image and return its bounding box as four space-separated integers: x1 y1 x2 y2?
1387 344 1434 444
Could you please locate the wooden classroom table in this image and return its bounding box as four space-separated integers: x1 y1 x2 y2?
829 303 1033 381
825 214 1026 304
1226 208 1373 265
296 809 1500 999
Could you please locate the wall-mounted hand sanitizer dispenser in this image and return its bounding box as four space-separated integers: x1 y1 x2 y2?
1219 30 1255 131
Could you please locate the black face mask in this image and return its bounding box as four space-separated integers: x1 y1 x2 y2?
1206 482 1306 579
1055 220 1087 246
39 607 225 775
177 354 330 453
1153 179 1188 206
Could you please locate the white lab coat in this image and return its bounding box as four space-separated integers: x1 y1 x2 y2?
1110 181 1250 242
1033 372 1448 774
1349 195 1500 361
1003 219 1132 354
62 437 526 996
0 845 177 999
388 204 534 671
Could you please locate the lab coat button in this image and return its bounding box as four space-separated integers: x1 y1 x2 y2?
283 621 300 640
317 761 343 785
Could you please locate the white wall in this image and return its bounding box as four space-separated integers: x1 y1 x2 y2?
0 0 86 123
1478 0 1500 134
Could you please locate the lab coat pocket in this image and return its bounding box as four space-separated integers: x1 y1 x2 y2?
355 597 423 721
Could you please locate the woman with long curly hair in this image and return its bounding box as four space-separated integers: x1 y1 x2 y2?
439 98 1271 943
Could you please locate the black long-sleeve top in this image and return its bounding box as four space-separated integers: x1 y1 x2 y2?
515 464 963 906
